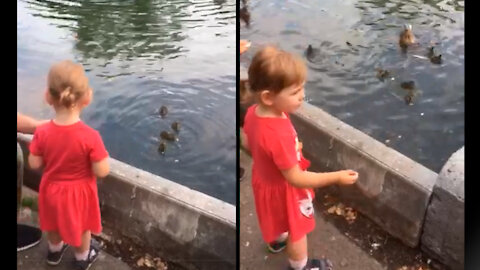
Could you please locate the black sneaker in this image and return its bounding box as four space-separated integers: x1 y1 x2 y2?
287 258 333 270
17 224 42 252
46 243 69 265
267 238 287 253
73 240 100 270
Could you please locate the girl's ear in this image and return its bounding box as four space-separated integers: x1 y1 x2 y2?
82 88 93 107
45 89 53 105
260 90 274 106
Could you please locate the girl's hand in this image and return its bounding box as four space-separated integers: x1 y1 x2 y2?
337 170 358 185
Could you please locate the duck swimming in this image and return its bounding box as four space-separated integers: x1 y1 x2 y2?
171 121 181 132
160 131 178 141
158 141 167 155
399 24 416 48
400 81 415 91
159 106 168 118
305 45 320 62
430 54 442 64
427 46 442 64
376 68 391 81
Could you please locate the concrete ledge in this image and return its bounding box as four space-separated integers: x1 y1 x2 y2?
17 133 236 270
240 100 437 247
421 147 464 270
290 103 437 247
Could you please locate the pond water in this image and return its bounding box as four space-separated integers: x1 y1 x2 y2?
18 0 236 204
241 0 464 172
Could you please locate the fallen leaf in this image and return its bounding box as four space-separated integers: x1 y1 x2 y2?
137 257 145 267
327 206 336 214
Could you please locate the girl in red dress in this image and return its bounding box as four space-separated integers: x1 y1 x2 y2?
29 60 109 270
242 46 359 270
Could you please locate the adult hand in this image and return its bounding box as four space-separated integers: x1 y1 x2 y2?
240 40 251 55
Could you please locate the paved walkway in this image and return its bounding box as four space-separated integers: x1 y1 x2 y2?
17 187 131 270
17 234 131 270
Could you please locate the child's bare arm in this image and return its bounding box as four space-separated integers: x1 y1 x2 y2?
28 153 43 170
92 158 110 178
281 165 358 189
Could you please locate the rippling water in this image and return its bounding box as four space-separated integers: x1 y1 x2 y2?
18 0 236 204
241 0 464 172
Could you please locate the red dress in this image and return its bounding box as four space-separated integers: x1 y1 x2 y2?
243 105 315 243
29 120 108 247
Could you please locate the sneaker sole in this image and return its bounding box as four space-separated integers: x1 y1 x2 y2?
267 245 286 253
17 238 41 252
46 246 69 266
82 253 99 270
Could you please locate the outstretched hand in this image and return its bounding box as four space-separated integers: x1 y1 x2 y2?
337 170 358 185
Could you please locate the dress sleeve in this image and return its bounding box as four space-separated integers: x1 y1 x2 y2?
89 131 109 162
29 130 43 156
265 132 298 171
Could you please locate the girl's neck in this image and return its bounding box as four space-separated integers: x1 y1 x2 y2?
256 103 286 118
53 108 81 125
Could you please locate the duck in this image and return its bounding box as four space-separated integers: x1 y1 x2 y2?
404 92 415 106
160 131 178 141
375 68 390 81
399 24 416 48
158 141 167 155
240 6 250 27
427 46 435 59
171 121 181 132
305 44 320 62
427 46 442 64
400 81 415 91
430 54 442 65
159 106 168 118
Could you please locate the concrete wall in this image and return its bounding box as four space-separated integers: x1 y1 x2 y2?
291 103 438 247
421 147 464 270
240 100 437 247
17 133 236 270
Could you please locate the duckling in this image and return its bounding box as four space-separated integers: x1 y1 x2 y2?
400 81 415 90
158 141 167 155
160 131 178 141
376 68 391 81
404 92 415 106
240 6 250 27
399 24 416 48
159 106 168 118
171 121 181 132
430 54 442 65
427 46 435 59
305 45 320 62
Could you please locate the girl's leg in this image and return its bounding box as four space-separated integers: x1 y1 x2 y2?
74 230 91 256
47 231 65 252
287 235 308 270
46 231 68 265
